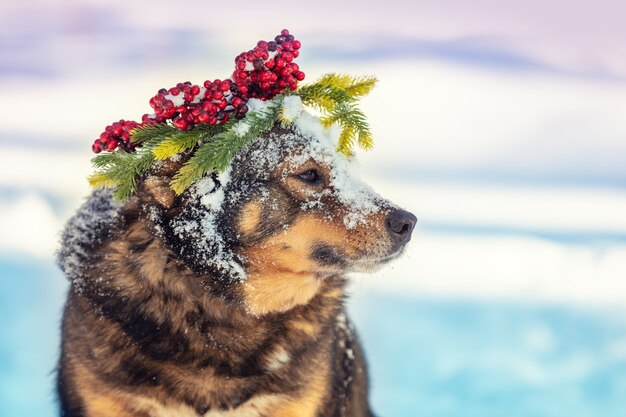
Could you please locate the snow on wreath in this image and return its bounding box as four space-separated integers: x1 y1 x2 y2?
87 29 378 201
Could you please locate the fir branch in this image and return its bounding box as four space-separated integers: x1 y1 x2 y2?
87 172 119 189
343 75 377 98
321 102 374 156
88 138 161 200
296 84 352 112
315 73 376 97
295 73 377 111
296 73 377 155
170 99 283 195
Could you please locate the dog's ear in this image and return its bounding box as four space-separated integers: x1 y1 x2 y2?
142 175 177 209
137 159 183 209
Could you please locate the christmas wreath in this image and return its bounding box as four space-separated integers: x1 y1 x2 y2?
88 29 377 200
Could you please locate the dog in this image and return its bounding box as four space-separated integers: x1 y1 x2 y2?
57 114 416 417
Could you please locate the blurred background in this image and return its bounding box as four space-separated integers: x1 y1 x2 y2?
1 1 626 416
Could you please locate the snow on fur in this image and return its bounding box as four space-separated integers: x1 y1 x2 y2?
292 112 383 228
57 188 122 291
169 167 247 281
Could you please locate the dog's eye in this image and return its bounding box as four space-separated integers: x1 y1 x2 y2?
297 169 324 185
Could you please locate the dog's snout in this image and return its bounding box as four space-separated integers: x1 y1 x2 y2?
386 209 417 246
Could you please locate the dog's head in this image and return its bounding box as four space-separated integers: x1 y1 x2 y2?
139 114 416 314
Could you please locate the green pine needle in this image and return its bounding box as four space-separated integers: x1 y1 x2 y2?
320 102 373 156
88 138 161 200
295 73 376 155
130 123 179 144
152 130 204 160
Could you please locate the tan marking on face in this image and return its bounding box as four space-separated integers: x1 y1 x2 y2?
240 214 350 315
238 201 262 236
249 214 349 271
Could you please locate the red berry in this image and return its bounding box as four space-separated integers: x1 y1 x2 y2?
292 40 301 50
259 71 271 82
295 71 306 81
281 29 290 36
173 117 188 130
112 123 123 136
198 111 210 123
92 140 102 153
253 58 264 70
232 97 243 108
257 40 268 50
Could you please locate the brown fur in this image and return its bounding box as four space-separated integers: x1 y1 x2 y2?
57 126 414 416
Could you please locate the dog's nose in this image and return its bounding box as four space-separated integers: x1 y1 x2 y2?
386 209 417 246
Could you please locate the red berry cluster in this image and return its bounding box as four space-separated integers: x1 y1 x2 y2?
91 29 304 154
146 79 235 131
91 120 140 153
232 28 304 100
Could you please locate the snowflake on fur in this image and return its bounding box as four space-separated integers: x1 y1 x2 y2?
88 29 377 201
